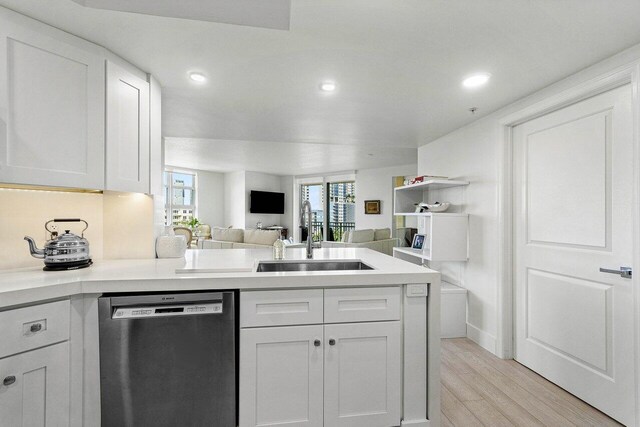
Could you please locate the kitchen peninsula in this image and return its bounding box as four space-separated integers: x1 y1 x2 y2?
0 248 440 427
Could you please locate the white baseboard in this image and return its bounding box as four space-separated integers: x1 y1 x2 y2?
401 419 430 426
466 322 497 355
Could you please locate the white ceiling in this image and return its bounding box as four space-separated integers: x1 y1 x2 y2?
70 0 291 30
2 0 640 175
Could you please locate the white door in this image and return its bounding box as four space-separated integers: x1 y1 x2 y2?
0 9 105 189
0 342 70 426
106 61 150 193
324 321 401 427
513 84 635 425
239 325 324 427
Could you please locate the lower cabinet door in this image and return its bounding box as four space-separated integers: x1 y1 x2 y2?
324 321 401 427
240 325 324 427
0 342 70 426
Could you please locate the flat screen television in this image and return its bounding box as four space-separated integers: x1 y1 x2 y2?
250 190 285 214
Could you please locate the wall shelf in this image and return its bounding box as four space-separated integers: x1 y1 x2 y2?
393 179 469 263
394 179 469 192
393 214 468 262
394 212 468 217
394 179 469 216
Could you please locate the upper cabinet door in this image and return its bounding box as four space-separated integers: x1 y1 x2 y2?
0 11 105 189
106 61 150 193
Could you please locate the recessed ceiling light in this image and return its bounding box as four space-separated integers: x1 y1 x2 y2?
462 73 491 88
320 81 336 92
189 72 207 83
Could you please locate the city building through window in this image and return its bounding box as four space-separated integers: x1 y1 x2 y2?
164 170 197 225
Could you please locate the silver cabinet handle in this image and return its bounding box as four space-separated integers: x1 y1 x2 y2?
313 339 321 347
599 266 632 279
3 376 16 386
30 323 43 333
329 338 336 346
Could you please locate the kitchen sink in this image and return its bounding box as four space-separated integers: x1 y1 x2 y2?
256 260 373 272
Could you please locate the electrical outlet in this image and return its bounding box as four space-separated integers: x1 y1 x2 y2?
50 224 58 232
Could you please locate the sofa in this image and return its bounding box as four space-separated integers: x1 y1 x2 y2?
321 228 399 256
200 227 281 249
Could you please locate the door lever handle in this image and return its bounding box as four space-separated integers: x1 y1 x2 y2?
599 266 632 279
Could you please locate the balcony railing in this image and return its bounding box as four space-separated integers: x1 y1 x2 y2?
303 221 356 242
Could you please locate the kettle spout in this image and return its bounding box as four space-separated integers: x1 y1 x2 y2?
24 236 45 259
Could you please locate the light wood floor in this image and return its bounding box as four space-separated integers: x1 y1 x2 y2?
440 338 622 427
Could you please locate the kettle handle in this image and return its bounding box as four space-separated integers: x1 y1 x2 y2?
45 219 89 237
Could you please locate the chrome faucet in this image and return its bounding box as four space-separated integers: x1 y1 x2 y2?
300 200 313 259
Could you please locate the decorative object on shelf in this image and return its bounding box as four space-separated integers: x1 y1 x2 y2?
364 200 381 214
414 202 430 213
411 234 426 250
256 221 263 229
425 202 450 212
409 175 448 185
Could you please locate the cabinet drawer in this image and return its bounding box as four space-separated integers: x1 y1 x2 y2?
241 290 323 327
324 287 401 323
0 300 70 358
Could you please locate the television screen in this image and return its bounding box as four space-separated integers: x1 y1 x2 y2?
250 190 285 214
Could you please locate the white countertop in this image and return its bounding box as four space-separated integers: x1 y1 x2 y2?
0 248 438 308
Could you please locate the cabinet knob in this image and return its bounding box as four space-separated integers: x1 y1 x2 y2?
30 323 43 333
3 376 16 386
314 339 321 347
329 338 336 346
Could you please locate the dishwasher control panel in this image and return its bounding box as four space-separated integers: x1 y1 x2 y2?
113 302 223 319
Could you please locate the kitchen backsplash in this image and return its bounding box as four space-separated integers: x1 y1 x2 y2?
0 188 155 270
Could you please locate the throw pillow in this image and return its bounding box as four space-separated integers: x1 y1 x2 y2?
348 229 375 243
374 228 391 241
244 229 280 245
212 227 244 243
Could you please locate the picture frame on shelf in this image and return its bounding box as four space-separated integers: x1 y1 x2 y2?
411 234 426 250
364 200 381 214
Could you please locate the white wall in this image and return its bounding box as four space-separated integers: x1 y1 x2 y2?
280 175 295 236
355 164 417 230
244 171 285 229
221 170 294 231
197 169 225 227
224 171 246 227
417 41 640 355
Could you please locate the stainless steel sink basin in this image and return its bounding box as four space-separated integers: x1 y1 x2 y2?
256 260 373 272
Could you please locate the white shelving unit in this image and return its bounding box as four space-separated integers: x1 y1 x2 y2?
392 213 468 261
393 179 469 262
393 179 469 215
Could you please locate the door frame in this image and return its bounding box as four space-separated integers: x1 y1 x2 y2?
495 64 640 424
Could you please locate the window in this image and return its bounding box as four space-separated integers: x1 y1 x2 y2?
299 180 356 242
300 183 324 242
164 170 197 225
327 181 356 242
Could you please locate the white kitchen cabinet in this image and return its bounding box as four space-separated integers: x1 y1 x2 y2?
0 341 70 426
105 61 150 193
0 8 105 189
240 325 324 427
324 321 401 427
240 288 403 427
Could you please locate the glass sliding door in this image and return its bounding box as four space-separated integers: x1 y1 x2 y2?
300 183 324 242
327 181 355 242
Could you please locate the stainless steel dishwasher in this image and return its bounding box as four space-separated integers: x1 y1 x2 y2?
98 291 237 427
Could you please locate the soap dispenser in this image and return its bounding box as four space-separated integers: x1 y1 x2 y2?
273 238 285 260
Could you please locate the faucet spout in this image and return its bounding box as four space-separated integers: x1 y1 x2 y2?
301 200 313 259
